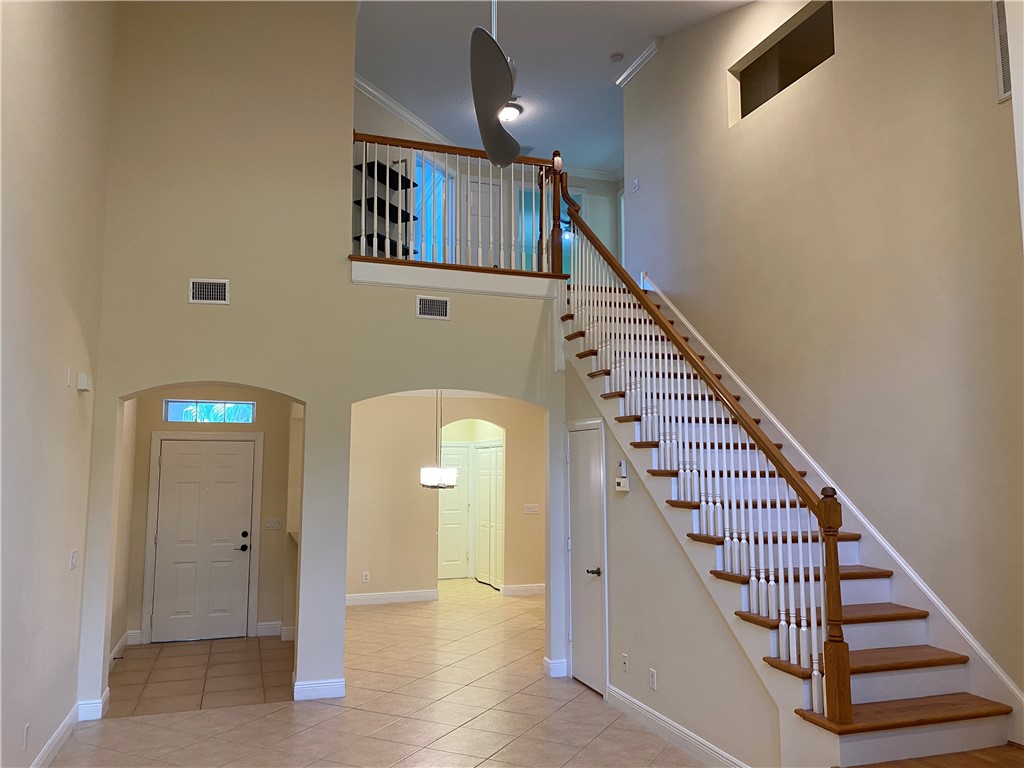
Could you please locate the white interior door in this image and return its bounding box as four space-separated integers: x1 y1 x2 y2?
438 443 470 579
153 440 255 642
472 441 504 588
466 179 502 266
568 425 607 693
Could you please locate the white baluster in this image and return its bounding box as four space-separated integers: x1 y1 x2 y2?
796 491 810 669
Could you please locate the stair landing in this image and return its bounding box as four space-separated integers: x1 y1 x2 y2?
849 742 1023 768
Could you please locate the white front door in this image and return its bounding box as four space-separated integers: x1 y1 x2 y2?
438 444 471 579
153 440 255 642
473 441 504 588
568 425 607 693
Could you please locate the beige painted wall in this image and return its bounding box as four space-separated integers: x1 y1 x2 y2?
444 418 504 444
568 175 622 260
623 1 1024 686
1 2 116 762
110 399 137 652
123 383 298 635
565 368 781 766
76 0 567 706
348 394 547 595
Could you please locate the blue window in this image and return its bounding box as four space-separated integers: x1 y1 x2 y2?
164 400 255 424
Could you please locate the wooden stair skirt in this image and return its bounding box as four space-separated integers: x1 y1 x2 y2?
562 289 1015 760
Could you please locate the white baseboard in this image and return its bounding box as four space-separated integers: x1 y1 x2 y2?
125 630 142 646
500 583 545 597
31 704 77 767
256 621 282 637
293 678 345 701
281 626 295 641
346 589 438 606
77 687 109 721
544 658 568 678
607 686 747 768
109 632 127 666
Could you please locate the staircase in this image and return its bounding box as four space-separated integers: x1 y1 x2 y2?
556 180 1017 766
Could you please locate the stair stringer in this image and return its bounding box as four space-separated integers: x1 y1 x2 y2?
567 353 842 768
637 278 1024 748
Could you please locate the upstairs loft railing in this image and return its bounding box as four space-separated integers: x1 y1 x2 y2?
352 132 566 276
552 166 853 726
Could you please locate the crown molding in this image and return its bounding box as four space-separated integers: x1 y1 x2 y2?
355 74 453 146
615 38 662 88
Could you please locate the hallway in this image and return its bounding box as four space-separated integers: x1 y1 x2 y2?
54 580 703 766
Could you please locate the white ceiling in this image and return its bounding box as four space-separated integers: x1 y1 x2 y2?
355 1 745 177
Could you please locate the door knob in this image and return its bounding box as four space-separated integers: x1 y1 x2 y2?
585 566 602 576
234 544 249 552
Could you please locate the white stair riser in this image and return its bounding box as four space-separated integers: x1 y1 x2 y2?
843 619 927 650
839 577 891 604
707 540 859 570
837 716 1010 767
850 665 968 704
663 474 807 503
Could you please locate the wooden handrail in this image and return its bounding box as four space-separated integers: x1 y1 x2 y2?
557 170 821 517
353 132 554 167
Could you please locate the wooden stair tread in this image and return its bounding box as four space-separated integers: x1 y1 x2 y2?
687 531 860 545
648 467 801 477
711 564 893 584
848 742 1024 768
763 645 968 681
795 692 1012 735
565 330 585 341
736 603 929 630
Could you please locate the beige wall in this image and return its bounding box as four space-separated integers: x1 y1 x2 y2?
444 418 504 444
565 368 781 766
623 1 1024 685
122 383 299 636
110 399 137 652
348 394 547 595
568 175 622 260
75 0 567 706
1 2 116 762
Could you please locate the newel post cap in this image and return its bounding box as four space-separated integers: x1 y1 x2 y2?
822 486 837 498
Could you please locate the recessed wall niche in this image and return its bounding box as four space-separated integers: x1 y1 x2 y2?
731 2 835 120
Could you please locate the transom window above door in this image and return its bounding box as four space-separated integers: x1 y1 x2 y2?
164 399 255 423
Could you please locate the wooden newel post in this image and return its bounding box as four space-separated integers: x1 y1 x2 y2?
550 151 563 275
820 486 853 724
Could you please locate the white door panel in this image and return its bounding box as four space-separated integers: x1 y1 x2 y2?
438 444 470 579
153 440 254 642
569 427 607 693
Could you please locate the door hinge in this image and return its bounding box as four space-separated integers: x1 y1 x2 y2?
567 537 572 551
153 534 158 548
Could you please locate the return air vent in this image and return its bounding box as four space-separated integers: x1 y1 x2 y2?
189 278 230 304
417 295 450 320
992 0 1012 102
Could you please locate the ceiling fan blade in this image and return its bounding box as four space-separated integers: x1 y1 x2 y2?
470 26 520 168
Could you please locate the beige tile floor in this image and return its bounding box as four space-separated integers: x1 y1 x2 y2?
55 580 704 767
105 636 295 717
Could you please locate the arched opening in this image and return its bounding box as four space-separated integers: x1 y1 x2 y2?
105 381 304 716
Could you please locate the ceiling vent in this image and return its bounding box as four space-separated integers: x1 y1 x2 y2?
189 278 230 305
417 295 450 320
993 0 1012 102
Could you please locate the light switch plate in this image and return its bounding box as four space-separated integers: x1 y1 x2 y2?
524 504 540 515
265 518 282 530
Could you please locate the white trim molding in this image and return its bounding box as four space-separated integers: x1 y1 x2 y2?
256 621 282 637
346 589 439 606
350 259 566 300
77 688 109 721
31 704 77 768
281 626 295 642
640 271 1024 710
544 658 568 678
355 74 452 146
293 678 346 701
125 630 142 646
607 686 748 768
109 632 128 667
500 584 545 597
615 38 662 88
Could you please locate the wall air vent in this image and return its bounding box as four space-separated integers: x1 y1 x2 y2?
417 295 450 320
189 278 230 304
992 0 1012 102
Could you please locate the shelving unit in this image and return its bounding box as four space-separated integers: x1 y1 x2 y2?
354 159 418 258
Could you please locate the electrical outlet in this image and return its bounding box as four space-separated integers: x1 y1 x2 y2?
524 504 540 515
621 654 629 673
23 723 29 751
69 549 78 571
649 668 657 690
362 571 370 583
